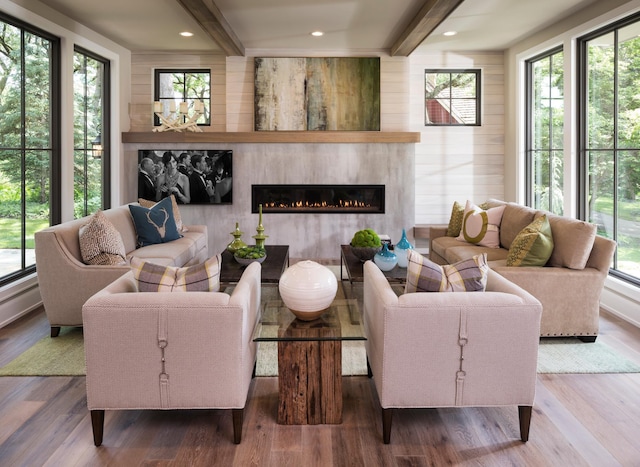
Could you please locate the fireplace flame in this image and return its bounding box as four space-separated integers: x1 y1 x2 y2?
264 199 372 209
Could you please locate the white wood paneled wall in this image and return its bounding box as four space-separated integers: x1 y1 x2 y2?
127 51 504 228
409 50 505 225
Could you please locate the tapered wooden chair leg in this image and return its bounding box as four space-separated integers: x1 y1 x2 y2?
382 408 393 444
232 408 244 444
90 410 105 446
518 405 532 442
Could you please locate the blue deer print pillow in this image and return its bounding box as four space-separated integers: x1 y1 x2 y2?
129 196 181 247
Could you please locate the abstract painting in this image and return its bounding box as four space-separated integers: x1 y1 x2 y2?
254 57 380 131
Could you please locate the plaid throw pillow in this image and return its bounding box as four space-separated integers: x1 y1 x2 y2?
405 250 489 293
130 254 222 292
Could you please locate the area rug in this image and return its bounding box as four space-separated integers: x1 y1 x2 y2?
536 338 640 374
0 326 85 376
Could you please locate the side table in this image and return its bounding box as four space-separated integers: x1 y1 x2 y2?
253 298 365 425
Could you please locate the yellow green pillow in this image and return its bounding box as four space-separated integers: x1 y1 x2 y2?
446 201 465 237
506 215 554 267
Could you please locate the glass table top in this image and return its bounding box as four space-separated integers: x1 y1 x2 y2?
252 299 366 342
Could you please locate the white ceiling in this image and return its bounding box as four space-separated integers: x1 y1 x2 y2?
39 0 601 54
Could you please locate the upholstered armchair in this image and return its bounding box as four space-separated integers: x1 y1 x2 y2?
363 261 542 444
82 262 261 445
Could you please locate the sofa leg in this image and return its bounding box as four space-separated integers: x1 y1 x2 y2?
382 408 393 444
90 410 105 446
578 335 597 343
51 326 61 338
366 357 373 378
232 408 244 444
518 406 532 442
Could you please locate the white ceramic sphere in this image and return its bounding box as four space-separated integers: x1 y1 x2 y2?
278 260 338 320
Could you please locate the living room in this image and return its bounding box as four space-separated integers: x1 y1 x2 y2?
1 0 640 464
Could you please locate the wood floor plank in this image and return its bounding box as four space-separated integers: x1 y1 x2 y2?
1 306 640 466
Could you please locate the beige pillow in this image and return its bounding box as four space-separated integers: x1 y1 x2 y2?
546 215 597 269
456 200 506 248
79 211 127 265
130 254 221 292
138 195 187 232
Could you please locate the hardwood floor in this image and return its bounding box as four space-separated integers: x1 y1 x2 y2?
1 306 640 466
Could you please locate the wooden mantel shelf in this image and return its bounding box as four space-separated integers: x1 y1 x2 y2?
122 131 420 144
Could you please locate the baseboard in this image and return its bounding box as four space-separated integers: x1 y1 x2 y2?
601 277 640 329
0 275 42 329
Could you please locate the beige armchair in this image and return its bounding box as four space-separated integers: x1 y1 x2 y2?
363 261 542 444
82 262 261 445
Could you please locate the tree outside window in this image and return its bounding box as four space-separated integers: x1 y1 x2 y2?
425 70 480 125
154 69 210 126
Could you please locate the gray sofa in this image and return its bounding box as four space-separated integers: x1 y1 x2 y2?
34 204 209 337
429 199 616 341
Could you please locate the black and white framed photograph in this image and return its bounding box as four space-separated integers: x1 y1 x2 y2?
138 149 232 205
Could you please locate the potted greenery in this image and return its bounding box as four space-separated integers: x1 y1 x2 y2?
350 228 383 262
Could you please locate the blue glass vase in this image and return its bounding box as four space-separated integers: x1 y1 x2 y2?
395 228 414 268
374 243 397 271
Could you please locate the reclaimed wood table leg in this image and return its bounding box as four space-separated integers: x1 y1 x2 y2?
277 339 342 424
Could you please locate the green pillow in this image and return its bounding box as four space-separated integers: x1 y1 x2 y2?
506 214 554 267
446 201 464 237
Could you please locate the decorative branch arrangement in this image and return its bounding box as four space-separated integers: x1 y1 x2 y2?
153 101 205 132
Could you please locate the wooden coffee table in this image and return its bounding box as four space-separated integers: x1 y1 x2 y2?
220 245 289 284
253 298 365 425
340 244 406 284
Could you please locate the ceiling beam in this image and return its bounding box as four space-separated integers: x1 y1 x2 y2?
177 0 245 56
391 0 465 56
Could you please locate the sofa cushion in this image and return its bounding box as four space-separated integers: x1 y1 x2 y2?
130 254 221 292
129 196 181 247
138 195 188 232
547 215 597 269
445 244 509 263
499 203 537 249
506 214 554 267
406 250 489 293
78 210 127 265
457 200 506 248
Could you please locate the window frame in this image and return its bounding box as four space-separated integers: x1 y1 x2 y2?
577 11 640 286
73 45 111 218
424 69 481 126
153 68 211 128
0 12 60 287
525 46 564 214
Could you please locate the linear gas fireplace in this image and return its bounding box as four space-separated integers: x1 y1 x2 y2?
252 184 385 214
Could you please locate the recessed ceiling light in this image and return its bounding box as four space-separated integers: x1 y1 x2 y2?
180 31 194 37
311 31 324 37
443 31 457 36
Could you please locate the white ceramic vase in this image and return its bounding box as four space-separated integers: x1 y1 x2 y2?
278 260 338 320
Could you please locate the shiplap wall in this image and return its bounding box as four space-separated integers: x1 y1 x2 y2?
409 50 505 225
127 51 503 229
130 52 227 132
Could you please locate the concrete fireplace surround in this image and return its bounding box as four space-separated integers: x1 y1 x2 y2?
123 133 417 261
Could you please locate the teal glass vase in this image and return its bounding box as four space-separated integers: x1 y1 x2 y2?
395 228 414 268
374 243 398 271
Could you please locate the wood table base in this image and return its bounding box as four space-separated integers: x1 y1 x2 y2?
277 339 342 424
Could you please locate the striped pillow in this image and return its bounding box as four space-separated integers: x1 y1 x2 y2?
405 250 488 293
130 254 221 292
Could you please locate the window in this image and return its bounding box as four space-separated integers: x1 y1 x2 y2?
579 13 640 284
0 13 59 286
73 47 109 218
425 69 480 125
154 69 210 127
526 48 564 215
